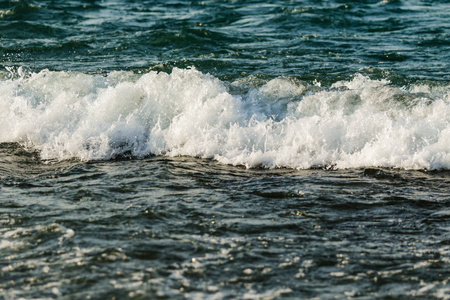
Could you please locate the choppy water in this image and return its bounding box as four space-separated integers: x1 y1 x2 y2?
1 0 450 299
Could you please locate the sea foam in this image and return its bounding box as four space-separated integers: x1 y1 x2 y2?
1 67 449 169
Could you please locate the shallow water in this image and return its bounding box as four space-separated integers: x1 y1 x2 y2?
1 0 450 299
2 147 450 299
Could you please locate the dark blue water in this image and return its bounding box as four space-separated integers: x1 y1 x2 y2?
1 1 450 299
1 0 449 82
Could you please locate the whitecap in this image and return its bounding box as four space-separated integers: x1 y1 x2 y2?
1 68 449 170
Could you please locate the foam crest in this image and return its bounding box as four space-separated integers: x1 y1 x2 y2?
1 68 449 169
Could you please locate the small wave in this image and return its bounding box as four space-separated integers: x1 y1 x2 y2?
0 21 66 39
0 3 40 20
1 67 449 170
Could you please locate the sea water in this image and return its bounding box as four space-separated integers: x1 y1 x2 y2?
1 1 449 299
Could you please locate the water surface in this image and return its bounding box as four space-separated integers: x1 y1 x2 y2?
1 0 449 299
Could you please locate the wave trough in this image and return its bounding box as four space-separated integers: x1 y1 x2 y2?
1 67 449 170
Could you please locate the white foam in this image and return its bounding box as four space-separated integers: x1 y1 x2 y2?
1 68 449 169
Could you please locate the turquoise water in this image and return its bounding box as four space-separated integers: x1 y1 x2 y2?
1 1 450 299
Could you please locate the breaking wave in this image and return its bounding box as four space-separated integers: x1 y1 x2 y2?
1 67 449 169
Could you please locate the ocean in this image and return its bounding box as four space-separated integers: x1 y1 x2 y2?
1 0 449 299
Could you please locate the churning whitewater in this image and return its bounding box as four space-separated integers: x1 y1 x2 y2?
1 67 449 169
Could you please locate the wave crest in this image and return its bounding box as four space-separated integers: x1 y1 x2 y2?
1 67 449 169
